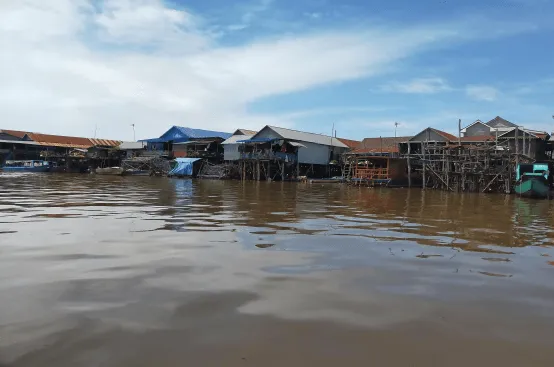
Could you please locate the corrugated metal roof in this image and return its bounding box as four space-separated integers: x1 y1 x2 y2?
355 136 412 153
234 129 257 135
431 129 458 141
459 135 495 142
118 141 146 150
260 126 349 148
25 133 92 148
174 126 232 139
0 129 29 139
174 140 214 145
23 133 121 149
0 139 42 146
89 138 121 147
222 135 253 145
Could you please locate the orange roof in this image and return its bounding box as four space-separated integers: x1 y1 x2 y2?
353 136 412 154
459 135 495 142
0 129 29 138
431 128 458 141
24 133 121 149
89 138 122 147
25 133 93 148
337 138 361 149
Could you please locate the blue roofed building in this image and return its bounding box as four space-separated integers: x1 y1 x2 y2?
141 126 233 157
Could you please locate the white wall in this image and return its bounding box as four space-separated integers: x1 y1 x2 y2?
224 144 240 161
298 142 331 165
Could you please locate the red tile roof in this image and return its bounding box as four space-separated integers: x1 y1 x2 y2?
337 138 362 149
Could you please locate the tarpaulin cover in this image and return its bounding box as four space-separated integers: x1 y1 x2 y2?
169 158 201 176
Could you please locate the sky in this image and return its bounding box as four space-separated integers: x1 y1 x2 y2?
1 0 553 141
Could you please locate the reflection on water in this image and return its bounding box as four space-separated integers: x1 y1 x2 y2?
1 174 554 366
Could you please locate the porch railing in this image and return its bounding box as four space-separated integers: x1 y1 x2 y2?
354 167 389 180
240 152 297 162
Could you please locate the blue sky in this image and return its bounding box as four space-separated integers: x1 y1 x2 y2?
1 0 553 140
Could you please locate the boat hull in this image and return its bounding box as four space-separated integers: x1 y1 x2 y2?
95 167 124 176
514 178 550 199
1 166 50 173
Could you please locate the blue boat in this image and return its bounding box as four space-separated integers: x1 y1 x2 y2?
1 160 51 172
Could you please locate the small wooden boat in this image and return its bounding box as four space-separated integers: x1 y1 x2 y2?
95 167 124 175
514 162 551 199
121 169 150 176
1 160 50 172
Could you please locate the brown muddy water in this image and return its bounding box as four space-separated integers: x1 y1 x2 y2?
1 173 554 366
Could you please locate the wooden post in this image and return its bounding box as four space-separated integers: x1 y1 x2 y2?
256 160 260 181
458 119 461 146
407 143 412 188
522 127 526 158
281 161 285 181
422 142 426 190
515 126 519 167
446 149 450 189
267 161 271 181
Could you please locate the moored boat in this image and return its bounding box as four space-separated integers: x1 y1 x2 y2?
1 160 50 172
514 162 551 199
95 167 124 175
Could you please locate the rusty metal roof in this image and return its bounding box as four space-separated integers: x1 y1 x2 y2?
337 138 361 149
459 135 495 142
22 133 121 149
0 129 29 138
25 133 93 148
89 138 121 147
355 136 412 153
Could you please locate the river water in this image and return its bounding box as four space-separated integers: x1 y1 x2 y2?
1 173 554 366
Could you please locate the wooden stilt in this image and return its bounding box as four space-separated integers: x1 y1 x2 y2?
422 142 426 190
407 143 412 188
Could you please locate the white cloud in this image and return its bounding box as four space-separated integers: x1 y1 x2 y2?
0 0 537 140
304 12 322 19
381 77 451 94
466 85 499 101
227 0 274 31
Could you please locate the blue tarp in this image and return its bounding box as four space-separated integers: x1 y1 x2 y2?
169 158 201 176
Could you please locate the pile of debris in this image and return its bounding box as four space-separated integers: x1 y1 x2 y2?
122 156 171 176
198 162 239 179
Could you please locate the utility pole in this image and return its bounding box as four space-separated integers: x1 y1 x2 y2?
131 124 136 141
394 122 398 139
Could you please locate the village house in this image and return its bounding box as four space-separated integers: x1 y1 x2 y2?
343 136 412 186
142 126 232 162
221 129 257 162
237 125 352 180
403 117 550 160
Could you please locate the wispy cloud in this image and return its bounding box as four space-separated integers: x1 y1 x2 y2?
465 85 499 102
304 12 322 19
380 77 452 94
0 0 546 139
227 0 274 31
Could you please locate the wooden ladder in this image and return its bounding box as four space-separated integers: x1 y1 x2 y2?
343 160 354 182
